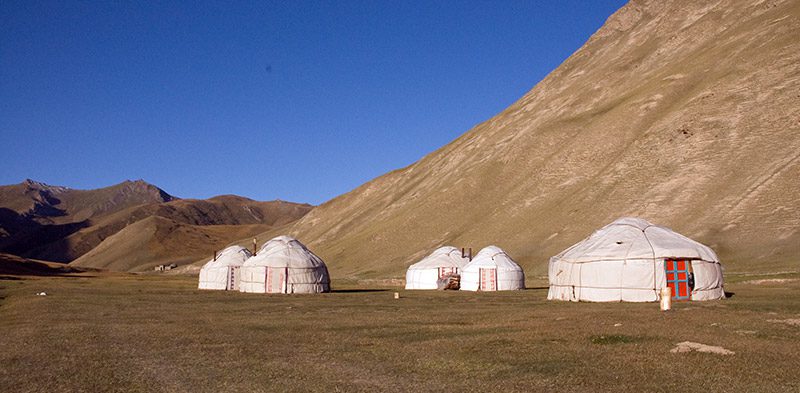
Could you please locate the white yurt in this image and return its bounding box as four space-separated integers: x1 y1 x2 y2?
239 235 330 294
405 246 470 290
198 245 252 291
460 246 525 291
548 217 725 302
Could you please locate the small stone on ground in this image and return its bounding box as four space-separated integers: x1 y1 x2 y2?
670 341 734 355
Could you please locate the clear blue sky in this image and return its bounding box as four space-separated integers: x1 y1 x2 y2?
1 1 626 205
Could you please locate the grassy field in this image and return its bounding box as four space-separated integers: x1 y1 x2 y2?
1 273 799 392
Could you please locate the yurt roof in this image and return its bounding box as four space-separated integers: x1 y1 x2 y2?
463 246 522 271
202 245 252 268
554 217 719 263
408 246 469 270
244 235 326 268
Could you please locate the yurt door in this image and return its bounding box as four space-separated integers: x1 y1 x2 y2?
228 267 238 291
665 259 691 300
265 267 288 294
479 268 497 291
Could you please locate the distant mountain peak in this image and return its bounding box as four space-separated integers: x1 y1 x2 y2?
115 179 176 202
209 194 255 202
21 179 70 194
121 179 156 188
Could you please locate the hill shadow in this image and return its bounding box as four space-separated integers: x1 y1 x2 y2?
0 253 94 277
0 208 90 262
0 262 91 277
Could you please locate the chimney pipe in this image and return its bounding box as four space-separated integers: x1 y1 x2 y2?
214 250 217 261
252 238 258 256
469 248 473 261
461 247 465 258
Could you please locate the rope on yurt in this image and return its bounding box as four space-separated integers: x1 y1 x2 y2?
621 231 636 300
642 225 659 298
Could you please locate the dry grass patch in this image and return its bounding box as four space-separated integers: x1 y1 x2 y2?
1 273 799 392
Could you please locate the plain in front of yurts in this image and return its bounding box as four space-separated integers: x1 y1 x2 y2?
460 246 525 291
198 245 252 291
405 246 470 290
547 217 725 302
239 235 331 294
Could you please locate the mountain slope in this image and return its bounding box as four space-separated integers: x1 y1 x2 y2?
0 179 176 257
284 0 800 278
27 195 311 262
70 216 274 271
0 180 313 270
0 179 175 223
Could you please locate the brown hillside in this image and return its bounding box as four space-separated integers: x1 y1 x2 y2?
0 179 175 223
0 179 313 270
27 195 311 263
70 216 274 272
0 179 175 256
283 0 800 278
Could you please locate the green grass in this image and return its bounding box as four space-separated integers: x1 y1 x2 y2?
1 274 799 392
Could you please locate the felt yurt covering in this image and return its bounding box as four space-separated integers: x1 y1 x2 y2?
198 245 252 291
405 246 470 290
460 246 525 291
548 217 724 302
239 236 330 294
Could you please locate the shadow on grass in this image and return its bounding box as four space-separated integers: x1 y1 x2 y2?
330 289 390 293
725 291 735 298
590 334 645 345
526 286 549 290
0 254 96 277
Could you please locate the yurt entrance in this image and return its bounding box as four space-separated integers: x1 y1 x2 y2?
479 268 497 291
228 267 239 291
665 259 693 301
265 267 288 294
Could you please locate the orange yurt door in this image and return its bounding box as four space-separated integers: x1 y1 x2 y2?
479 268 497 291
665 259 691 300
